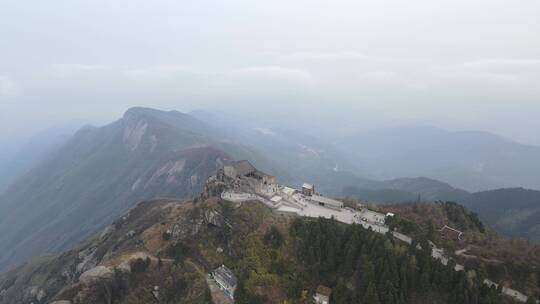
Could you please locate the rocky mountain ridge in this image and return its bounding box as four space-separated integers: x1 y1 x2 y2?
0 107 273 272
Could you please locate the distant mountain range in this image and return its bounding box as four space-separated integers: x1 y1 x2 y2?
189 111 540 241
337 126 540 192
341 177 470 203
343 182 540 241
191 111 540 193
1 107 539 272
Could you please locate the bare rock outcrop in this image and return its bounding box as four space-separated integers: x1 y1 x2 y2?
171 207 229 241
79 266 113 287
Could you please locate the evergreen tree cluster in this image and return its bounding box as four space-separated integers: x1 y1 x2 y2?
289 217 504 304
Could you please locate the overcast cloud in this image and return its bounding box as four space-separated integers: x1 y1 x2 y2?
1 0 539 144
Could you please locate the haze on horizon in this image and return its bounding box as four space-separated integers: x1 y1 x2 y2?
1 0 540 145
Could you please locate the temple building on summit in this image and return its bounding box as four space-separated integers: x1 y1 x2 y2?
222 160 276 185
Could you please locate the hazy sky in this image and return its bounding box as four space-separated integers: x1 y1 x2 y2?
1 0 540 144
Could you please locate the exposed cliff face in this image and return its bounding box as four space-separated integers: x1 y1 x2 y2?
122 118 148 152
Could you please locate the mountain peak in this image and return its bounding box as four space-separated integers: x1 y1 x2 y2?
123 107 166 120
122 107 210 134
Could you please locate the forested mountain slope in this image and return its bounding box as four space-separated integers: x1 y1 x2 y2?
463 188 540 241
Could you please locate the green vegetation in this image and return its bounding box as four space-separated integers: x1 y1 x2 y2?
380 200 540 300
440 201 485 233
289 217 503 304
2 194 536 303
167 242 190 265
197 199 510 304
119 261 211 304
387 214 421 236
263 225 284 249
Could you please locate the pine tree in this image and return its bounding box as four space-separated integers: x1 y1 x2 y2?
381 280 397 304
332 279 351 304
406 255 418 291
419 269 431 291
357 255 376 296
526 296 538 304
343 231 360 276
363 283 381 304
398 259 409 300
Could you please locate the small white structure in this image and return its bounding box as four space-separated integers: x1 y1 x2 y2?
270 196 283 204
310 195 343 209
302 183 315 196
212 265 237 299
313 285 332 304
